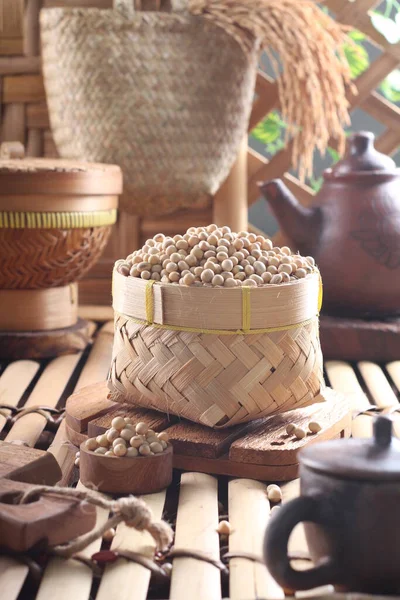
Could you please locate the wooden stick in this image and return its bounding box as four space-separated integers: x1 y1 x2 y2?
213 136 248 232
35 483 110 600
0 360 40 433
170 473 220 600
5 353 82 445
96 492 167 600
229 478 283 600
0 556 29 600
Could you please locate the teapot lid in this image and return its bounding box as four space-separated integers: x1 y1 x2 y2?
327 131 396 177
300 417 400 481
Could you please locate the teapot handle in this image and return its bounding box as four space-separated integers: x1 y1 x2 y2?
264 495 339 591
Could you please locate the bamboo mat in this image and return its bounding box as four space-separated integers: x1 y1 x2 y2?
0 321 399 600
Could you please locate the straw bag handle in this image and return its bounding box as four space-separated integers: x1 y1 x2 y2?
114 0 188 16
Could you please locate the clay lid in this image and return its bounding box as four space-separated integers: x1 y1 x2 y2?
300 417 400 481
325 131 397 177
0 143 123 195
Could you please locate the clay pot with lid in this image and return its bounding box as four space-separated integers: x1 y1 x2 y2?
264 417 400 594
259 132 400 318
0 142 122 332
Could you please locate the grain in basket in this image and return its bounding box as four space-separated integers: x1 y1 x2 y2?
108 225 325 428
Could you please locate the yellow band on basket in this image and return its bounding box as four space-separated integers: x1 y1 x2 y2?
0 209 117 229
116 270 323 335
318 275 323 312
145 280 156 324
242 286 251 332
115 310 319 336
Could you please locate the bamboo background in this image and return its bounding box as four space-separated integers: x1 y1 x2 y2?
0 0 399 304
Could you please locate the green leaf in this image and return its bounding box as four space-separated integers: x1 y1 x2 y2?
370 12 400 44
385 68 400 91
309 176 323 192
348 29 367 41
251 111 286 145
343 40 369 78
379 68 400 102
327 147 340 163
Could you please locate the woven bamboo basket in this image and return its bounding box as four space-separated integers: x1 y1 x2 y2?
108 266 325 428
40 0 259 217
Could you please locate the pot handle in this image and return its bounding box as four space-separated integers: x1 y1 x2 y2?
264 496 338 591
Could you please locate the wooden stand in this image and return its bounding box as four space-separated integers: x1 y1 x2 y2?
80 444 173 495
66 382 351 482
0 285 78 331
320 314 400 362
0 318 93 360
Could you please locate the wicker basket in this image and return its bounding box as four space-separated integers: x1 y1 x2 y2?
40 0 258 217
108 267 325 428
0 146 122 331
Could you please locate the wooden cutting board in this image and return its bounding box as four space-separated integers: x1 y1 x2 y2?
66 382 351 481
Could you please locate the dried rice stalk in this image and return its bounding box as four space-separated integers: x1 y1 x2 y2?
190 0 354 180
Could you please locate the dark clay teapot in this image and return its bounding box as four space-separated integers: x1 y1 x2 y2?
264 416 400 594
259 132 400 318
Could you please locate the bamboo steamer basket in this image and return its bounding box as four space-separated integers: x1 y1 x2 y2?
0 143 122 331
108 266 325 428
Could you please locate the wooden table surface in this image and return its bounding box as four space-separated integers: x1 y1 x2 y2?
0 319 399 600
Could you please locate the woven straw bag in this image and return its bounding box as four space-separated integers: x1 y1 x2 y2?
108 267 325 428
40 0 259 217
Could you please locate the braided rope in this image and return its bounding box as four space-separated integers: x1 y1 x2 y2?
19 486 173 556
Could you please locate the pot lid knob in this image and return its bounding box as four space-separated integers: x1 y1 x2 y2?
331 131 396 175
374 416 393 448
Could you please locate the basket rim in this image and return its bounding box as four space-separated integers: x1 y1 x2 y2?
112 266 322 332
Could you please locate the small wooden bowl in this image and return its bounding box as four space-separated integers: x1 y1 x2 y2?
79 443 173 495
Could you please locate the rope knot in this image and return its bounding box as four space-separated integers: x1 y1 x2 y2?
112 496 152 530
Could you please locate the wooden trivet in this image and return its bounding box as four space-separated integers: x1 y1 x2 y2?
0 441 61 485
320 314 400 362
66 382 351 481
0 318 93 360
0 442 96 551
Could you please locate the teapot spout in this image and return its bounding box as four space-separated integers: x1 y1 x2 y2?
258 179 321 252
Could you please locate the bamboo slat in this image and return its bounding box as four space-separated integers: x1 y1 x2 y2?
357 361 400 437
5 353 82 445
229 478 283 600
386 361 400 391
96 492 167 600
0 557 29 600
325 361 372 438
36 484 110 600
0 360 39 432
74 322 113 390
170 472 220 600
